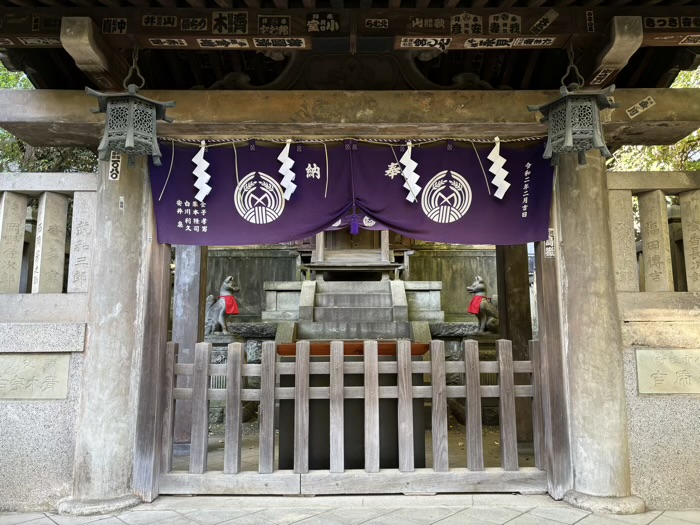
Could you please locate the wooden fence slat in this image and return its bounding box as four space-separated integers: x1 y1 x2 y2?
530 340 545 470
224 342 243 474
430 340 449 472
330 340 345 473
190 342 211 474
259 341 277 474
294 340 311 474
464 340 483 471
161 342 177 474
497 340 519 471
364 340 380 473
397 339 414 473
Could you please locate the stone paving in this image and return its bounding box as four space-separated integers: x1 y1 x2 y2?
2 495 700 525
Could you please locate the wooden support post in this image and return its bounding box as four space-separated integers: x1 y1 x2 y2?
430 340 449 472
639 190 674 291
32 191 68 293
259 341 276 474
224 342 244 474
0 191 28 293
161 343 177 474
497 340 518 472
680 190 700 292
380 229 390 263
397 339 414 473
364 340 380 473
329 340 345 473
190 342 211 474
294 340 310 474
496 244 533 442
172 245 207 445
529 340 545 471
315 231 325 262
464 339 484 471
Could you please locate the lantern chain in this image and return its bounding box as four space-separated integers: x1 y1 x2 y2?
123 46 146 90
560 44 585 89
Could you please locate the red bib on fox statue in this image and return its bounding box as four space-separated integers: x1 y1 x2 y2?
220 296 239 315
468 295 485 314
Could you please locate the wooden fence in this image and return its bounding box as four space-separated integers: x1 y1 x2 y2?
160 339 547 495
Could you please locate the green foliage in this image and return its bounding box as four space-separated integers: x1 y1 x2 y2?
608 68 700 172
0 63 98 173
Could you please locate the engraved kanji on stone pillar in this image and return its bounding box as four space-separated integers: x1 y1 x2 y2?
32 192 69 293
0 191 29 293
68 192 96 293
680 189 700 292
608 190 639 292
638 189 674 292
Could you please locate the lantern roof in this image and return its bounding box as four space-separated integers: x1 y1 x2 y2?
527 84 620 118
86 84 176 123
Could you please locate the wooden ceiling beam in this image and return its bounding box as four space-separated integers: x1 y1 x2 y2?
1 88 699 148
59 16 128 91
443 0 460 6
586 16 643 88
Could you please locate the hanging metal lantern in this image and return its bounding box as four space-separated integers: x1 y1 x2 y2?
86 84 175 167
86 48 175 166
527 47 618 166
528 83 617 166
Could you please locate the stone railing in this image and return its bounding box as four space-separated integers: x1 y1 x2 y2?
607 171 700 347
0 172 96 394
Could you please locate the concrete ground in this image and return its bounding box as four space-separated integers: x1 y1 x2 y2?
2 495 700 525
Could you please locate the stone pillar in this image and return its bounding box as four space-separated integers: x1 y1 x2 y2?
0 191 28 293
172 244 206 446
556 151 644 514
680 190 700 292
638 190 674 292
60 157 159 514
32 192 68 293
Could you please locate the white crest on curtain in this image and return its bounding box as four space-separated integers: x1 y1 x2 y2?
192 140 212 203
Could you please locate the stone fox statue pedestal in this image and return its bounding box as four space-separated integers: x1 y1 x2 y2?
204 276 240 335
467 276 499 334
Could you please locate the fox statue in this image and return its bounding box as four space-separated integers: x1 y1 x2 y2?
466 276 499 334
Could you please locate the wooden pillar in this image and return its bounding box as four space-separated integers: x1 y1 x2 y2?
555 151 643 513
380 229 390 262
172 244 207 446
496 244 533 442
62 157 167 513
315 231 325 262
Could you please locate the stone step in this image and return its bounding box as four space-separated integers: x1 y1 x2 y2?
313 306 393 322
315 292 392 307
297 321 411 340
316 281 390 294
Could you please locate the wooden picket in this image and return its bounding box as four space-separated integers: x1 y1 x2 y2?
159 338 547 495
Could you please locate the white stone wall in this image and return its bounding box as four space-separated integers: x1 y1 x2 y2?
0 330 83 511
623 320 700 509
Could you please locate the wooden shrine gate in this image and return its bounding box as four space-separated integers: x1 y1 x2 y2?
159 339 548 495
